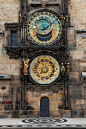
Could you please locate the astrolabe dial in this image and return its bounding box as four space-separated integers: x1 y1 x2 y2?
27 12 62 45
29 55 60 84
36 18 52 35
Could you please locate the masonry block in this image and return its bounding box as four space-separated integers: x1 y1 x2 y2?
62 110 71 118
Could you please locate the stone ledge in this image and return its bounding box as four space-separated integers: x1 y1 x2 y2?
76 29 86 33
0 74 11 80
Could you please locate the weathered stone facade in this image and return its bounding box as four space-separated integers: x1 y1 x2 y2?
0 0 86 118
0 0 20 117
68 0 86 117
26 88 63 117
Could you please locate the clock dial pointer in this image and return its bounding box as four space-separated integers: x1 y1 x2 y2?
40 24 49 30
29 26 36 29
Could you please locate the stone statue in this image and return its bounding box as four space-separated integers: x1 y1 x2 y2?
61 63 65 75
19 63 23 74
20 13 23 24
66 13 70 26
23 59 30 75
67 63 70 75
61 14 65 25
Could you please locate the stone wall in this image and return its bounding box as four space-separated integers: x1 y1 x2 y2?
67 0 86 117
0 0 20 118
69 86 86 117
68 0 86 85
26 88 63 117
0 0 86 118
0 0 20 75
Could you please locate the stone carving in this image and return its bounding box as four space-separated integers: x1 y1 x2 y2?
23 59 30 75
20 13 27 25
61 13 70 26
40 0 48 6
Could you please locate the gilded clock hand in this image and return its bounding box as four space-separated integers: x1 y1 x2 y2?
51 20 55 28
40 24 49 30
43 24 45 30
40 28 45 30
40 24 45 30
29 26 36 29
44 25 49 30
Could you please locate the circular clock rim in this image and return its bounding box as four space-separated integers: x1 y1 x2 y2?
27 9 62 46
29 55 60 85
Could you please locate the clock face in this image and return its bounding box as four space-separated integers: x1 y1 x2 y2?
27 12 62 45
29 55 60 84
36 18 52 35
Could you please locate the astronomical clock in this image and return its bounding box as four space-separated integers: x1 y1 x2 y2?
27 11 62 45
5 0 69 116
29 55 60 84
27 9 62 85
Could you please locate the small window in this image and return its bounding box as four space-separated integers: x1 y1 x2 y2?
11 31 17 46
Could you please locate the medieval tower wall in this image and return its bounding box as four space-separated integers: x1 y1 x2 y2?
0 0 86 118
0 0 20 117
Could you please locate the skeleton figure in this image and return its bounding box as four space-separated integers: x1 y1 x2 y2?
67 63 70 75
23 59 30 75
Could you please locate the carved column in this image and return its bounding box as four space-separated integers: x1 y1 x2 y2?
62 0 69 110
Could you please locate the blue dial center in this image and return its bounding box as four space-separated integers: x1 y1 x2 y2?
35 18 52 35
37 19 49 31
27 12 62 45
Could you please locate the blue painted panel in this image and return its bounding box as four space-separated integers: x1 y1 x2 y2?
37 13 39 16
36 31 52 42
11 31 17 46
45 43 49 45
45 12 48 15
29 33 31 37
30 37 33 39
56 18 58 21
29 21 31 24
41 43 44 45
33 40 36 42
58 34 60 36
59 29 61 32
49 42 52 45
37 42 39 44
